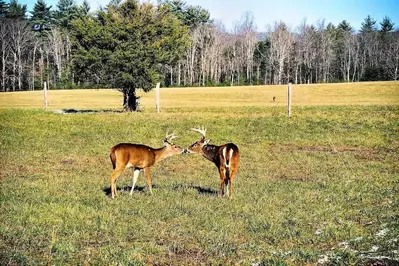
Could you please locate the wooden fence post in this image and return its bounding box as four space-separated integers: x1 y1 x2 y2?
288 83 292 117
43 81 48 110
155 82 160 113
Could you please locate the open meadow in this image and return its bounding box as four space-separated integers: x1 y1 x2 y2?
0 81 398 265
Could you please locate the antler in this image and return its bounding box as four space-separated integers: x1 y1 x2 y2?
164 131 178 143
190 126 207 138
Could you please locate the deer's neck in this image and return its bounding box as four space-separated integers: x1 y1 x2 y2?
202 144 220 163
153 146 172 163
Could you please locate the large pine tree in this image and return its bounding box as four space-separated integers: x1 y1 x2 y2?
30 0 52 27
55 0 79 29
380 16 395 33
72 0 190 111
0 0 9 17
164 0 211 28
7 0 26 19
360 15 377 33
79 0 90 17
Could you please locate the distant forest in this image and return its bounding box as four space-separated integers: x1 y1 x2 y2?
1 0 398 93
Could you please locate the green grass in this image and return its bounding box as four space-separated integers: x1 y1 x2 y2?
1 83 399 265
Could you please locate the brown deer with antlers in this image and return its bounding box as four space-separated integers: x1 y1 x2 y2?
109 132 184 199
185 127 240 199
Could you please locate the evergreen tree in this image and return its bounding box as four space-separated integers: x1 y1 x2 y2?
7 0 26 19
30 0 52 27
55 0 79 29
0 0 9 17
380 16 395 33
79 0 90 17
360 15 377 33
359 16 378 81
326 22 336 31
164 0 186 21
337 20 352 32
72 0 190 111
184 5 210 27
164 0 210 28
378 16 396 81
106 0 121 10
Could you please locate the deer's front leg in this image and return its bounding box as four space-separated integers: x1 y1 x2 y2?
130 168 140 196
144 167 153 194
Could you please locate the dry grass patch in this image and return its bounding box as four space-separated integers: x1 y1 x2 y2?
0 81 398 110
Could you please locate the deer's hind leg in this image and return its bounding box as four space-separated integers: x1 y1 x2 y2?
218 166 227 198
110 168 124 199
227 167 238 200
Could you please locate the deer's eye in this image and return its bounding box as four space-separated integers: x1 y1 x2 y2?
193 144 197 147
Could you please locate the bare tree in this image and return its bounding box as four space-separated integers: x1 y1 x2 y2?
0 19 11 92
317 20 335 83
8 19 32 91
341 31 356 82
30 37 41 90
47 27 71 85
224 33 237 85
208 22 225 83
235 12 257 84
386 32 399 80
185 27 200 85
296 20 317 84
268 21 294 85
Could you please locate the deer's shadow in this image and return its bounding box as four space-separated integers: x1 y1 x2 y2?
172 184 218 196
103 184 158 197
56 109 123 114
102 184 217 197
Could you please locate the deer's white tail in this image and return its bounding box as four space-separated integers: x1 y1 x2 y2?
223 147 234 168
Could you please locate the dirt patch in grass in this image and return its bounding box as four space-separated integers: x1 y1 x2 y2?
159 245 208 265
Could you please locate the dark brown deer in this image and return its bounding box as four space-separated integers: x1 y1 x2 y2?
185 127 240 199
109 132 183 199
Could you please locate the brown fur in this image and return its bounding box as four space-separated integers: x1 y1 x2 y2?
109 140 183 199
186 136 240 200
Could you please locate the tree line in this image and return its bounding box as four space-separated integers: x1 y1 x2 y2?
0 0 398 110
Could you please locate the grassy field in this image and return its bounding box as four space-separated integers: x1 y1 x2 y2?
0 81 398 265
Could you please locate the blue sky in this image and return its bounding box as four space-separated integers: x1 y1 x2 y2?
20 0 399 31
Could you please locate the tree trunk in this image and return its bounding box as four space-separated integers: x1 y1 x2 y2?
32 43 37 91
170 65 173 86
1 43 5 92
12 52 16 91
40 47 44 88
46 50 50 88
278 59 283 85
123 88 140 112
18 44 22 91
178 62 181 86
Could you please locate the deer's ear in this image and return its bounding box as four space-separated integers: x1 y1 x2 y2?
163 139 170 146
204 139 211 145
